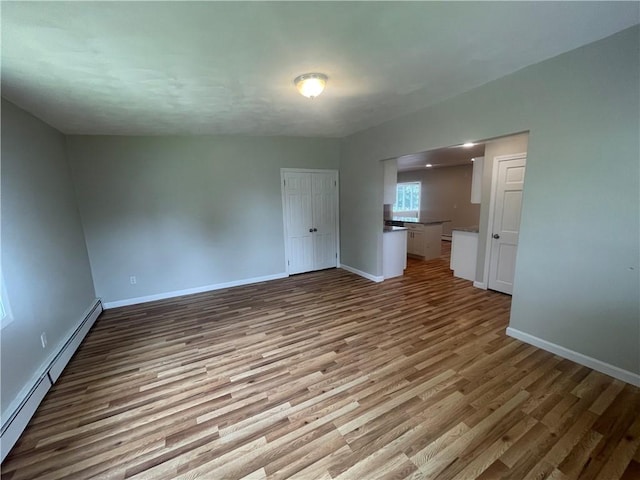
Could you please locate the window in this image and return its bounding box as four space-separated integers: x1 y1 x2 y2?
393 182 421 219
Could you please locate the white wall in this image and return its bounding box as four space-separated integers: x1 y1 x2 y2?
66 136 340 305
1 99 96 418
339 27 639 376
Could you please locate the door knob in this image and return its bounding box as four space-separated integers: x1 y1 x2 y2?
493 234 500 239
313 228 318 232
309 228 314 233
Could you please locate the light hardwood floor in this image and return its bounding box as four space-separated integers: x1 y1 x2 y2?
2 244 639 479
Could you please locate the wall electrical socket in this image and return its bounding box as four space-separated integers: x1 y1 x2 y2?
129 276 137 285
40 332 47 349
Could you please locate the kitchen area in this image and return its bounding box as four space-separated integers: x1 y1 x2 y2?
381 142 484 280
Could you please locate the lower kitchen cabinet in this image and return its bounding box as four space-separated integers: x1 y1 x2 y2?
407 228 425 256
406 223 442 260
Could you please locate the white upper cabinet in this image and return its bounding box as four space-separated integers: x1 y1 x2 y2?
383 159 397 205
471 156 484 204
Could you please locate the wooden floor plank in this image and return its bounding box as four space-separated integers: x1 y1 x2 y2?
2 245 638 479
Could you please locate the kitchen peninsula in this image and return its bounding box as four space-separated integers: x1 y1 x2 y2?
450 226 479 281
382 226 408 279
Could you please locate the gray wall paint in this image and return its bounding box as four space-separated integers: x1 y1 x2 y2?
66 136 340 304
476 133 529 281
398 165 481 236
1 99 96 417
339 27 639 374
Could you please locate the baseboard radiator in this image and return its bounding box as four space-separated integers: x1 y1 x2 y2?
0 299 103 461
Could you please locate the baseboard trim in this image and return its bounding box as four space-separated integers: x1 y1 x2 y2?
473 281 487 289
340 264 384 283
1 298 102 462
49 300 102 382
506 327 640 387
0 375 50 462
103 273 289 309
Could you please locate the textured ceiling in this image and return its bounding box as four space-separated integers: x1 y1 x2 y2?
2 2 638 137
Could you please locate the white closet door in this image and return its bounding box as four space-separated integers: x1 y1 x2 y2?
283 171 314 274
282 169 338 274
312 172 338 270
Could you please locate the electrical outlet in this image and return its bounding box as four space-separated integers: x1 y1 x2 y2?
129 276 137 285
40 332 47 349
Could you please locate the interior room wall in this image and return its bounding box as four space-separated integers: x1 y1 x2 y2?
339 26 639 377
397 165 481 236
1 99 97 418
66 136 340 305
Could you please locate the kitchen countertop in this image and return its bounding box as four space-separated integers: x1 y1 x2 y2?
391 217 451 225
452 226 480 233
383 226 408 233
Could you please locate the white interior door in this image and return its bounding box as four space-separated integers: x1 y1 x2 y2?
283 171 314 274
311 172 338 270
283 169 338 274
488 156 526 294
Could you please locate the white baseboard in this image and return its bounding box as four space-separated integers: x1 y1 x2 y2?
103 273 289 309
0 375 50 462
473 281 487 289
49 300 102 382
340 264 384 283
506 327 640 387
1 298 102 462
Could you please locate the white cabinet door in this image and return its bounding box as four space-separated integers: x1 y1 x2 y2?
422 224 442 260
406 225 425 256
409 230 425 256
283 169 338 275
383 159 397 205
488 156 526 294
406 224 442 259
470 157 484 204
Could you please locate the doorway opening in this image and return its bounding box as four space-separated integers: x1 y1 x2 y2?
390 132 529 294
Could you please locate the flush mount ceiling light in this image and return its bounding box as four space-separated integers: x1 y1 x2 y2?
425 164 433 168
294 73 328 99
462 142 475 148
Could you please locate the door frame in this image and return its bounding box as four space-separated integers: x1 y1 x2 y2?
280 168 340 276
481 153 527 290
